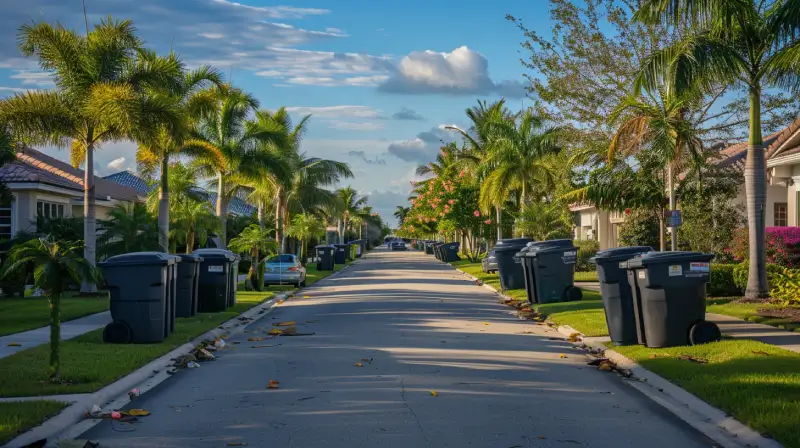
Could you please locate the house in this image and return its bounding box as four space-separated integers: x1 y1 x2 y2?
0 146 139 239
572 118 800 249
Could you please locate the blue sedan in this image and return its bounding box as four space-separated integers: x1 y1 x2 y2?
264 254 307 287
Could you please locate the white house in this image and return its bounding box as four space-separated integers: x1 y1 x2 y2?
572 118 800 249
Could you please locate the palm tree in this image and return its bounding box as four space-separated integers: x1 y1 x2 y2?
185 85 286 249
136 66 223 252
286 213 325 265
0 18 183 292
337 186 368 243
516 201 573 241
608 90 704 251
172 199 218 254
228 224 278 291
394 206 410 225
97 203 159 259
1 237 93 381
634 0 800 297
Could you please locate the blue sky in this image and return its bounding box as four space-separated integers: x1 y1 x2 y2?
0 0 549 225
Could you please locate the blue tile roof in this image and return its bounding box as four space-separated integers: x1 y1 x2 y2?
103 171 256 217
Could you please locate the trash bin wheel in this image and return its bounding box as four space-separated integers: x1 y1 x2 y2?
564 286 583 302
689 320 721 345
103 321 132 344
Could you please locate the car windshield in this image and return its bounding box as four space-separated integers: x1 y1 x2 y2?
267 255 295 263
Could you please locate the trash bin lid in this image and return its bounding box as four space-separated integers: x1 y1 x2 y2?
494 240 534 253
100 251 179 267
625 251 714 268
591 246 653 264
177 253 204 263
496 238 535 247
518 239 574 257
193 248 237 261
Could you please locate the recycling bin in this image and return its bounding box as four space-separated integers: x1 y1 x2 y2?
440 242 461 262
349 243 358 260
494 238 534 291
624 252 720 348
332 244 348 264
349 240 365 258
193 248 237 312
100 252 179 343
590 246 653 345
517 239 582 304
433 242 444 260
229 253 241 308
425 241 435 255
316 245 335 271
175 253 204 318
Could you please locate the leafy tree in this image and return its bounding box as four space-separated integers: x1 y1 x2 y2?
286 213 324 265
171 199 218 253
228 224 278 291
337 186 368 244
618 208 661 249
97 203 158 259
515 201 572 241
1 237 94 381
394 206 410 224
0 17 183 291
634 0 800 298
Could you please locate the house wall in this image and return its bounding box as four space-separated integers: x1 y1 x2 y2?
730 183 787 227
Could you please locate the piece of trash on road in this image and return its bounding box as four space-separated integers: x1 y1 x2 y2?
429 390 438 397
567 333 581 342
273 321 297 327
354 362 364 367
128 388 140 400
6 342 21 347
110 411 122 420
124 409 150 417
267 380 280 389
187 361 200 368
303 295 311 299
215 338 227 349
247 337 264 342
559 354 567 359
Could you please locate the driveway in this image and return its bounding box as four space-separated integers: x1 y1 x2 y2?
81 248 714 447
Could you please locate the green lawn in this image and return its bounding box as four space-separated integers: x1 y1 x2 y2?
0 291 273 398
574 270 599 282
707 298 800 333
613 341 800 448
533 291 609 337
0 292 109 337
0 400 68 445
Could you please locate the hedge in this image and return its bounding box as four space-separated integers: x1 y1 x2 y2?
709 264 741 297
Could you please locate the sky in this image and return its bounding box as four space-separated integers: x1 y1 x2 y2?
0 0 549 226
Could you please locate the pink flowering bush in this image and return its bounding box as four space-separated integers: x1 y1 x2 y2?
729 227 798 267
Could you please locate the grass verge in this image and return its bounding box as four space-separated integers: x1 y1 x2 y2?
533 291 608 337
574 271 599 282
612 341 800 448
0 291 272 398
0 400 68 445
707 298 800 333
0 292 109 337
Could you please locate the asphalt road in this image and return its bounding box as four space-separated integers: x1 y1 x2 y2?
81 248 714 448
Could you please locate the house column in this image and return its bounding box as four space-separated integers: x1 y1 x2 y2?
597 210 612 250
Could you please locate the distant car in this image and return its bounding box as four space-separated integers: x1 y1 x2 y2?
264 254 306 287
389 241 407 251
482 249 498 273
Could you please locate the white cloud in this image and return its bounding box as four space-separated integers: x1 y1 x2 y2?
329 121 385 131
286 105 384 119
0 86 29 93
379 46 525 97
199 33 225 39
10 71 54 86
107 157 126 171
207 1 330 18
387 125 459 164
326 27 344 33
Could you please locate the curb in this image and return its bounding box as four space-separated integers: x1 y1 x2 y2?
3 290 290 448
453 264 781 448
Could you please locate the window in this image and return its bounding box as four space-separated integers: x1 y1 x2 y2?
267 254 295 263
37 201 65 219
774 202 788 227
0 201 12 240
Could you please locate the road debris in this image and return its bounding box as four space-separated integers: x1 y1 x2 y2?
6 342 21 347
251 344 280 348
354 362 364 367
567 332 582 342
267 380 280 389
430 390 438 397
273 321 297 327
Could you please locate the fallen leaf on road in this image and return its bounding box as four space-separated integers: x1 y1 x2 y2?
483 322 490 325
303 295 311 299
273 321 296 327
559 354 567 359
567 333 581 342
125 409 150 417
6 343 21 347
354 362 364 367
430 390 438 397
247 337 263 342
539 435 546 439
267 380 280 389
268 329 283 335
598 361 614 372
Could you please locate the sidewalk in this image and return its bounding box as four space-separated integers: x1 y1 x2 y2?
0 311 111 360
575 281 800 354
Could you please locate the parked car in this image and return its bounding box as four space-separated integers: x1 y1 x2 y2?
389 241 407 251
482 249 498 273
264 254 307 287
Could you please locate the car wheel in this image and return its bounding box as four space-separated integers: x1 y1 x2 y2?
299 279 306 287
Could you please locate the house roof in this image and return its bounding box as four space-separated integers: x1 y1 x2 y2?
0 146 139 201
103 170 257 217
715 118 800 167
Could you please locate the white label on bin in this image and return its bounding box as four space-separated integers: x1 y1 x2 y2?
638 271 646 279
208 265 223 273
668 265 682 276
690 262 710 272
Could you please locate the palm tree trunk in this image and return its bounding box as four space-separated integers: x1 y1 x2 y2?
258 202 265 229
342 215 348 244
746 88 768 299
658 212 665 252
48 293 61 380
496 206 503 241
81 142 97 293
216 172 227 249
248 247 259 291
186 229 195 254
668 163 676 251
275 191 283 245
158 156 170 253
280 203 288 253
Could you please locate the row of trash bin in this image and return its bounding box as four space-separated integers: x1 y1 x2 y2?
100 249 241 344
314 240 366 271
419 241 461 262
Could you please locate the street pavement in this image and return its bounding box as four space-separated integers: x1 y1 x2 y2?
80 248 714 447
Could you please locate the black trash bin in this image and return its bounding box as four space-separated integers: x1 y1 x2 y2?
624 252 720 348
175 254 204 318
433 242 445 260
425 242 435 255
590 246 653 345
100 252 179 343
442 242 461 262
229 253 241 308
332 244 348 265
494 238 534 291
193 248 237 312
316 245 335 271
518 239 582 304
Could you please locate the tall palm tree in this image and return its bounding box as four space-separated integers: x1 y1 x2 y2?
185 86 286 248
0 18 183 291
1 237 93 381
286 213 325 265
337 186 367 243
97 203 159 259
172 199 218 254
608 89 705 250
136 66 223 252
394 206 410 225
634 0 800 297
516 201 573 241
228 224 278 291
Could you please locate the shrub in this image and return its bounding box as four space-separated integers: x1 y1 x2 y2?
769 267 800 305
729 227 797 267
733 262 790 297
574 239 599 272
708 264 741 297
618 208 660 249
